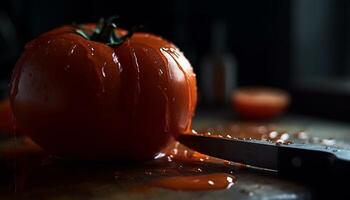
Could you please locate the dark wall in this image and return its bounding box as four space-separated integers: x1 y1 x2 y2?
0 0 291 87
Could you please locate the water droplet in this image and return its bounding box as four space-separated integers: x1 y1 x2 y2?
158 69 164 76
101 62 107 78
171 148 178 155
276 139 285 145
280 133 290 141
154 152 166 160
145 171 152 176
208 180 214 185
224 161 233 166
90 47 95 56
183 150 188 157
269 131 278 139
112 52 123 72
226 176 234 183
68 44 77 56
131 50 141 118
322 138 336 146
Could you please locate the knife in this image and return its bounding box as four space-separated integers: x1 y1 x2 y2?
178 134 350 181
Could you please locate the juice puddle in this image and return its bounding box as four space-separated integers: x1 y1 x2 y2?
0 137 240 195
149 173 235 191
121 140 240 192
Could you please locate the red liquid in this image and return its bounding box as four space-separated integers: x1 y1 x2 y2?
149 173 235 191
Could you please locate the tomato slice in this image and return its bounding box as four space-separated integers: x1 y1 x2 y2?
233 87 290 120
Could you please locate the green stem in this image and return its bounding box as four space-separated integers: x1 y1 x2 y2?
75 16 135 46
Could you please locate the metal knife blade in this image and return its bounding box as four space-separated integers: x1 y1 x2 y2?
178 134 278 170
178 133 350 179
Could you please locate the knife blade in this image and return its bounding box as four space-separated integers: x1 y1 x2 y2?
178 134 350 180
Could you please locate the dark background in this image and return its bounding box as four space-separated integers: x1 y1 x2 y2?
1 0 350 120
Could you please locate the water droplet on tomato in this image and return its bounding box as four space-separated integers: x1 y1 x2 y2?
131 50 141 117
112 53 123 73
101 62 107 78
158 69 164 76
68 44 77 56
90 47 95 56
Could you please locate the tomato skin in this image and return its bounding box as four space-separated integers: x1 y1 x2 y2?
10 25 197 160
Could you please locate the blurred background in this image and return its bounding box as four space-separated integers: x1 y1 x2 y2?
1 0 350 121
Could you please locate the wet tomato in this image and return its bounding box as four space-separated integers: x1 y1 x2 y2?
10 17 197 160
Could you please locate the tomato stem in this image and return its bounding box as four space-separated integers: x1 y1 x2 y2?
75 16 136 47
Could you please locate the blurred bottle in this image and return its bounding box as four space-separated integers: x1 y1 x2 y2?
200 20 237 106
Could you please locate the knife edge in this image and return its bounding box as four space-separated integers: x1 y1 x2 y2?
178 134 278 170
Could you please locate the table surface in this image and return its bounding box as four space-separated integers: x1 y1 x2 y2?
1 111 350 200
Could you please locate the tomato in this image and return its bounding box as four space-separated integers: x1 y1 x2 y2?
10 17 197 160
232 87 289 120
0 98 13 134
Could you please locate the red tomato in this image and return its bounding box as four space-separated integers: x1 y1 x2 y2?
10 17 197 160
0 98 13 134
232 87 289 120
